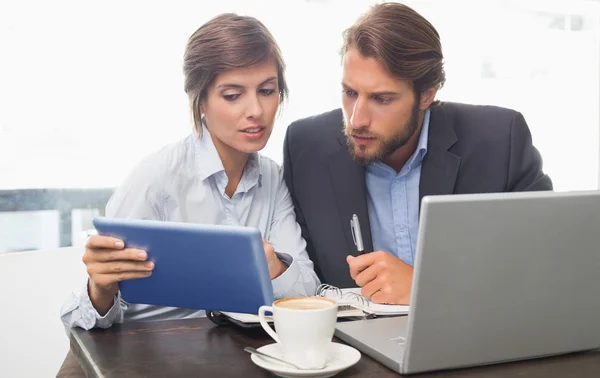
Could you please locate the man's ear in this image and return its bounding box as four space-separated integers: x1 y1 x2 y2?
419 87 439 110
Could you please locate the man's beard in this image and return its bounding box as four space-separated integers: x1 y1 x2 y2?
344 103 421 166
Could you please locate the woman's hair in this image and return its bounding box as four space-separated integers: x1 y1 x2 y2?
183 13 288 134
342 2 446 98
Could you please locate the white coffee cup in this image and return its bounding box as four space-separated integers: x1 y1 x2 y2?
258 296 338 369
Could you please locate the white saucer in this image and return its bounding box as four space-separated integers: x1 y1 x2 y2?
250 342 361 378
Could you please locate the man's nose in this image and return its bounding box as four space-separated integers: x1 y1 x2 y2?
350 97 370 129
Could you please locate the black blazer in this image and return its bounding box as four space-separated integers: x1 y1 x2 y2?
283 102 553 287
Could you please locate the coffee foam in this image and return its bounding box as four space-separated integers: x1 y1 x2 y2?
275 297 336 310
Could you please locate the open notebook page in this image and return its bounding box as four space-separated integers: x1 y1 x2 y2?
221 304 366 324
318 287 409 316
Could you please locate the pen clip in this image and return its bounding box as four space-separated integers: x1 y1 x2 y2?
350 219 357 246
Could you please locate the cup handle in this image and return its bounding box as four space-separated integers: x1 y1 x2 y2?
258 305 280 343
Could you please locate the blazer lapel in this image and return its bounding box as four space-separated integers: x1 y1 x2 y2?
327 134 374 255
325 103 459 252
420 104 462 205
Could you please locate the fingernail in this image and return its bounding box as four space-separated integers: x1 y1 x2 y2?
145 261 154 269
115 241 124 248
138 251 147 259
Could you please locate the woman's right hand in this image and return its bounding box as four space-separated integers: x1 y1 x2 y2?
83 235 154 315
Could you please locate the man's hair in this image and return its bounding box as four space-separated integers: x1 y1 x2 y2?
342 2 446 98
183 13 288 134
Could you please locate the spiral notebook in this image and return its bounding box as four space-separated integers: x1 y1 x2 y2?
316 284 409 316
221 301 366 324
221 284 409 324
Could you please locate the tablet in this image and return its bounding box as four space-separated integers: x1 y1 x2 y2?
92 217 275 314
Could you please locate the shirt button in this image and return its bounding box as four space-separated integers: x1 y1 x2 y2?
400 225 407 232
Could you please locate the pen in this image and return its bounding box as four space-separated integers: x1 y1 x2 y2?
350 214 364 254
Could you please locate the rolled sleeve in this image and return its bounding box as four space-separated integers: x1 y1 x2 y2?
60 157 164 331
60 282 124 331
271 252 302 299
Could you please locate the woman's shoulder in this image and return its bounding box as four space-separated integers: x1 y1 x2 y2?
257 154 290 196
123 134 196 185
257 154 283 178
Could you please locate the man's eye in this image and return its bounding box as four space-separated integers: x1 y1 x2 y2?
374 96 392 104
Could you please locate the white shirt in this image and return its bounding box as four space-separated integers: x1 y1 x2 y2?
60 125 320 330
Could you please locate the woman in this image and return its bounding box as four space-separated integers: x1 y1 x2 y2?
60 13 320 330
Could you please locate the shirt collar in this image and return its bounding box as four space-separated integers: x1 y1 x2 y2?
194 123 262 190
412 107 430 164
395 107 430 173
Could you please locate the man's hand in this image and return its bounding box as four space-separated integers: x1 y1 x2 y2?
347 251 413 305
263 239 287 279
83 235 154 315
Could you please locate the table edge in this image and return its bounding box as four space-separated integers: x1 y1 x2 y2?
70 328 105 378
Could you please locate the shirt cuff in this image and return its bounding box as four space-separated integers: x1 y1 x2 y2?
78 281 122 329
271 252 300 299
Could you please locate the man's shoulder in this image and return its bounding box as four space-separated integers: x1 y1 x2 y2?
432 101 526 148
286 108 343 142
435 101 521 131
437 100 519 120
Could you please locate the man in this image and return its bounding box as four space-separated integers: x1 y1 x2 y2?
283 2 552 305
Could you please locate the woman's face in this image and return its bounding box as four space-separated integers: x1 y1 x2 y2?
202 58 280 155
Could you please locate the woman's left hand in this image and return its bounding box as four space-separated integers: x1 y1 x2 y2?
262 239 287 279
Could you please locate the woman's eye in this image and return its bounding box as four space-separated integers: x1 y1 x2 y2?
259 89 275 96
223 93 240 101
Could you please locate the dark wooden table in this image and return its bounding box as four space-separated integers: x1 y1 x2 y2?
67 317 600 377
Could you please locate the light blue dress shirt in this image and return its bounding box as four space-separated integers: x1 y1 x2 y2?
61 124 320 330
365 109 430 266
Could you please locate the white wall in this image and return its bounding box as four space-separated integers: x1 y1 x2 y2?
1 0 598 192
0 211 60 253
0 247 88 377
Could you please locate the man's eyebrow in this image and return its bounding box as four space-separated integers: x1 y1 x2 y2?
342 83 400 96
370 91 400 96
216 76 277 89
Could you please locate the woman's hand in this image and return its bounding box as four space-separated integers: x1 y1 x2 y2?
262 239 287 279
83 235 154 315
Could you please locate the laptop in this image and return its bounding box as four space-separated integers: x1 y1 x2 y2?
92 217 274 314
335 190 600 374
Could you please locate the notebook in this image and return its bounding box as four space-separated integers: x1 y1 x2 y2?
221 302 367 324
316 284 409 316
220 284 409 324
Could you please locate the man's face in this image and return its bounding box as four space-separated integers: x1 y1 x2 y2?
341 47 423 165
